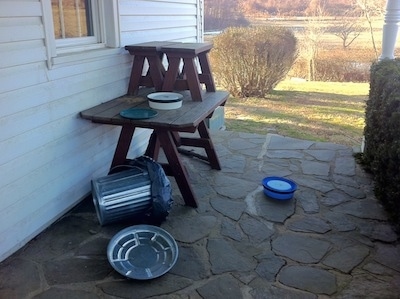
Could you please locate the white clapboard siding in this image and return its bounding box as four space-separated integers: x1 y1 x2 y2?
0 1 42 18
0 145 114 258
120 2 195 16
0 122 118 208
0 62 131 143
0 0 202 262
0 129 118 232
0 20 44 44
0 40 46 68
0 86 128 164
122 27 197 45
0 62 49 94
120 15 196 31
0 51 130 118
120 0 200 43
1 123 113 192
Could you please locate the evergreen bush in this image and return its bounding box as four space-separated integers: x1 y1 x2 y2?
209 26 297 97
363 59 400 230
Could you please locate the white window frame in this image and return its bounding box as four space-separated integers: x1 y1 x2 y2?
41 0 120 68
54 0 102 53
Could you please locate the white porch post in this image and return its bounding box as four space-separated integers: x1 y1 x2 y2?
379 0 400 60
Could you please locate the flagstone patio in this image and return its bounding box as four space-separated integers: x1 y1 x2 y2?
1 131 399 299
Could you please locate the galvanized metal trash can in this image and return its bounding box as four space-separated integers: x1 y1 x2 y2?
92 167 152 226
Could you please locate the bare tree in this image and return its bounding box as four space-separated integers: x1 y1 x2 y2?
333 22 363 49
331 10 363 49
204 0 235 30
354 0 386 59
237 0 254 15
204 0 249 31
303 0 327 81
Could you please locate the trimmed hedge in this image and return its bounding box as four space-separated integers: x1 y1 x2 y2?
209 26 297 97
363 59 400 230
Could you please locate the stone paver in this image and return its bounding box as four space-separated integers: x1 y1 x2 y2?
210 197 246 221
197 275 243 299
287 215 331 233
255 251 286 281
248 189 295 223
250 280 318 299
279 265 337 295
322 245 370 273
296 188 320 213
272 234 332 263
0 131 399 299
208 238 257 274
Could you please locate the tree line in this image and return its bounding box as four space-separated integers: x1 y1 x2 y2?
205 0 387 81
204 0 353 31
205 0 359 19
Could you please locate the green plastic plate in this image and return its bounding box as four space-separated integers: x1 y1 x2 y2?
120 108 158 119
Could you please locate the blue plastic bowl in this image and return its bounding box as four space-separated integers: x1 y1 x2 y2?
262 176 297 200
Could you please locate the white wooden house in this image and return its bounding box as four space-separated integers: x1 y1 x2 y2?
0 0 204 262
1 0 399 263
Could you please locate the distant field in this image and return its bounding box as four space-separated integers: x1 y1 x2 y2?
224 80 369 147
206 16 393 53
249 17 386 50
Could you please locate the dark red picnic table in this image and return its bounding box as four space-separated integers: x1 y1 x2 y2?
80 89 229 208
81 41 228 208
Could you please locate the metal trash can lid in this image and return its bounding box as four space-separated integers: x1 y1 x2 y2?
107 225 179 280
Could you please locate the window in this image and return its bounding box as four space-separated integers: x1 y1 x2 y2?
52 0 94 39
42 0 119 64
51 0 103 51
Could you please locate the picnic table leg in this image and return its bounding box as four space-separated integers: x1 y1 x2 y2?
198 121 221 170
127 56 146 95
162 57 181 91
110 125 135 171
156 129 198 208
181 57 203 101
145 131 161 160
147 55 165 91
197 52 216 92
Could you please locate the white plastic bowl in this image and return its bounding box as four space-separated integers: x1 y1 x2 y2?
147 92 183 110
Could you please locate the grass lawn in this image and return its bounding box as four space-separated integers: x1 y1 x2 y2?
224 80 369 147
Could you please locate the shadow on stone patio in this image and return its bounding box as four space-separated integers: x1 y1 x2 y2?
1 131 399 299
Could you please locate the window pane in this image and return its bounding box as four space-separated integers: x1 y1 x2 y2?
52 0 94 39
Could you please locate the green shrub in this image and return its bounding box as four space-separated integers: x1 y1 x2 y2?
209 26 297 97
363 59 400 230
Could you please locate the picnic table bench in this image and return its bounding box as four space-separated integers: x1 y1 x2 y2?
125 41 216 101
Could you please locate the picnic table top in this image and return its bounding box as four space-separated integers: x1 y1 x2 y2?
80 89 229 133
